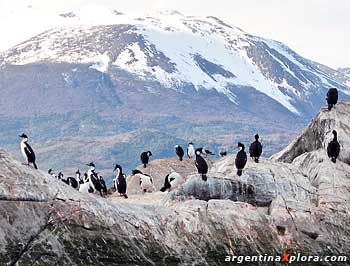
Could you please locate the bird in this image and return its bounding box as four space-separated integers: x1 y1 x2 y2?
140 151 152 168
219 151 227 157
187 142 195 159
175 145 185 161
113 164 128 198
132 169 154 193
197 147 215 157
235 142 247 176
327 130 340 163
86 162 103 196
57 172 64 180
76 170 84 185
99 176 108 196
48 169 57 178
160 172 184 192
326 88 338 111
19 133 38 169
249 134 263 163
195 149 208 181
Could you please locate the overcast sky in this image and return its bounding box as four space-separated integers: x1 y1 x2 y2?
0 0 348 68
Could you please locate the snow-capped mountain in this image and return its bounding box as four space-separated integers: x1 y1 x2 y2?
0 9 349 174
1 10 349 117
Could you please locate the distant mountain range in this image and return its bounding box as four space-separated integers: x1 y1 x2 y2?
0 9 349 180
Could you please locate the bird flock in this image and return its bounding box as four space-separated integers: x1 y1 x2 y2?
18 88 342 198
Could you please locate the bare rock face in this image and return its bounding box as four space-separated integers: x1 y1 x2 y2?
1 102 350 265
272 101 350 164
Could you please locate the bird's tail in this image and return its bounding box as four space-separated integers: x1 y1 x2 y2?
160 186 167 192
237 169 243 176
144 164 147 168
201 174 207 181
331 157 337 163
328 104 333 111
33 162 38 169
254 158 259 163
123 194 128 199
179 157 183 161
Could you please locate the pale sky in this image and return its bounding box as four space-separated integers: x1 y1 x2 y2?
0 0 348 68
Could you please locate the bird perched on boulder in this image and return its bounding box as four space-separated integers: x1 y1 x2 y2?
175 145 185 161
249 134 263 163
187 142 195 159
160 172 184 192
219 151 227 157
140 151 152 168
197 147 215 157
19 133 38 169
113 164 128 198
132 169 154 193
195 149 208 181
326 88 338 111
327 130 340 163
235 142 247 176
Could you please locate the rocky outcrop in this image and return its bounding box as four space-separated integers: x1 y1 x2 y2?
272 101 350 164
2 103 350 265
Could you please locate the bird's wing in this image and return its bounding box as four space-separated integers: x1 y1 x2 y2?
24 143 36 161
327 143 332 157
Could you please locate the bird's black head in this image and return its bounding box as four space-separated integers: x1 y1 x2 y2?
48 169 52 174
255 134 259 140
75 170 80 175
19 133 28 139
188 142 193 145
195 148 202 154
114 164 122 172
147 151 153 156
132 169 143 176
238 142 245 149
86 162 95 167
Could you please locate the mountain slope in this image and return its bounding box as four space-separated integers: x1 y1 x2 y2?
1 11 349 117
0 10 349 176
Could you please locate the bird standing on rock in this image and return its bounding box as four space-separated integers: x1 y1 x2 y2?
195 149 208 181
113 164 128 198
187 142 195 159
235 142 247 176
249 134 263 163
326 88 338 111
19 133 38 169
132 169 154 193
160 172 184 192
140 151 152 168
327 130 340 163
175 145 185 161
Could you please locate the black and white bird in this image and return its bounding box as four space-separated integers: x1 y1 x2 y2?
175 145 185 161
76 170 84 185
48 169 57 178
140 151 152 168
85 162 103 196
132 169 154 193
187 142 195 159
113 164 128 198
99 176 108 195
63 173 79 190
235 142 247 176
195 149 208 181
19 133 38 169
219 151 227 157
160 172 184 192
327 130 340 163
326 88 338 111
197 147 215 157
249 134 263 163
